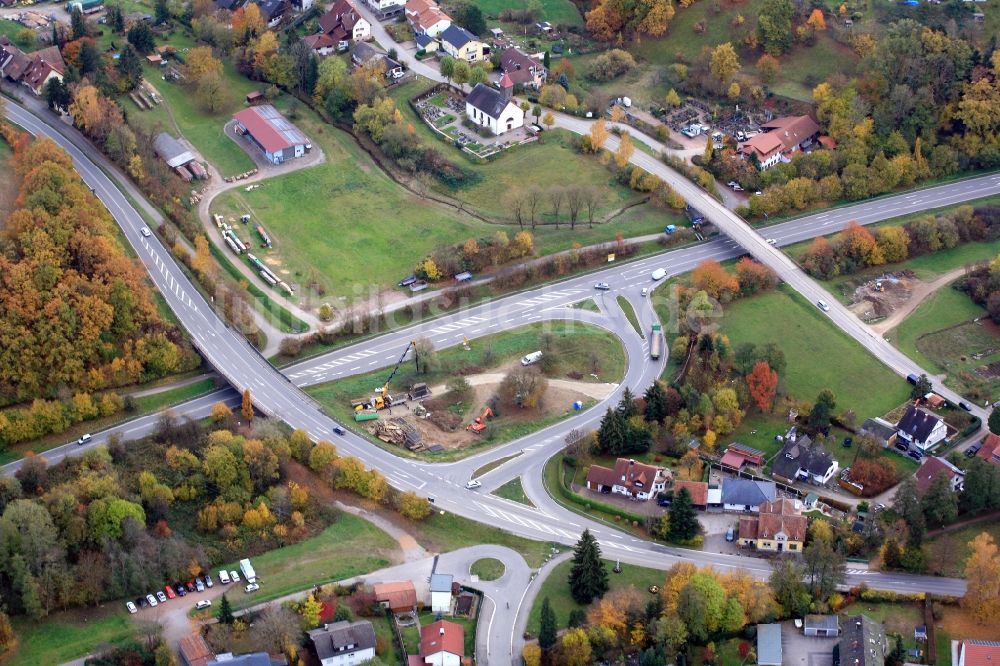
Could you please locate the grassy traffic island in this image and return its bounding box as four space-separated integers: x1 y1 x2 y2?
306 321 626 460
470 558 506 581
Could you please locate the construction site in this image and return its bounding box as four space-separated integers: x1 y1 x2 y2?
845 270 917 323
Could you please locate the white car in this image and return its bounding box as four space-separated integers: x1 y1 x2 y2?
156 591 167 603
76 433 92 446
465 480 482 490
204 573 213 588
230 570 240 583
146 594 158 607
641 287 648 297
766 238 777 245
126 601 138 614
245 583 260 593
195 600 212 609
732 184 743 192
594 282 611 290
140 227 151 237
817 300 831 312
195 579 205 593
219 570 230 584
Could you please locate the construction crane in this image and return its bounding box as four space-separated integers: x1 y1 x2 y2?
352 341 418 412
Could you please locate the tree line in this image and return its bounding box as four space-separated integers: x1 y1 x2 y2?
0 136 198 411
800 204 1000 279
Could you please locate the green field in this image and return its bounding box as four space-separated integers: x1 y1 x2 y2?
460 0 583 25
305 321 625 460
125 33 258 177
416 511 556 568
492 477 535 506
527 558 664 634
9 609 135 666
132 377 218 413
220 514 398 609
891 287 986 373
0 20 41 50
926 522 1000 578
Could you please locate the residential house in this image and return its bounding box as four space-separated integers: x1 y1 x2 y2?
419 620 464 666
438 24 487 62
737 498 806 552
302 33 338 56
215 0 248 11
839 615 887 666
179 634 215 666
307 620 376 666
771 436 839 486
955 639 1000 666
0 37 65 96
415 33 438 52
319 0 370 50
465 74 524 136
499 47 546 90
406 0 451 37
804 615 840 637
350 42 403 78
721 478 776 512
207 653 287 666
672 480 709 508
896 404 948 452
430 573 453 613
915 456 965 494
362 0 404 19
254 0 289 27
373 581 417 614
719 442 766 470
757 624 782 666
976 432 1000 466
233 105 310 164
860 417 897 448
585 457 671 501
738 114 820 169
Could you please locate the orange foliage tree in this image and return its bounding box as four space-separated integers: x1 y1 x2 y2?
746 361 779 412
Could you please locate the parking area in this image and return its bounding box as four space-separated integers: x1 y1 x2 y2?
781 621 838 666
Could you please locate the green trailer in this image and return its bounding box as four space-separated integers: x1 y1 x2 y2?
354 409 378 422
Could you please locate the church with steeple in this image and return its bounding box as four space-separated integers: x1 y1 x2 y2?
464 71 525 136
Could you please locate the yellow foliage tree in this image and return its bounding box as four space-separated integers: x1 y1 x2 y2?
807 8 826 30
615 133 635 168
590 119 609 149
963 532 1000 623
522 644 541 666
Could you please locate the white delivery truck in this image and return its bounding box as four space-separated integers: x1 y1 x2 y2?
651 268 667 281
521 351 543 366
239 558 256 583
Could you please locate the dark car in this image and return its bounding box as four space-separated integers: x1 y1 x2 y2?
136 596 148 608
398 275 417 287
656 493 672 507
843 437 853 448
333 425 346 436
908 450 923 461
174 583 187 597
966 443 982 458
959 401 973 412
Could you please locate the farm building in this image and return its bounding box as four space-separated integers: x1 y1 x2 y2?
233 105 310 164
154 132 196 169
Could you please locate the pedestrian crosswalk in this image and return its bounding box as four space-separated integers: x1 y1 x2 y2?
427 315 488 335
515 289 585 308
288 349 378 378
846 569 871 576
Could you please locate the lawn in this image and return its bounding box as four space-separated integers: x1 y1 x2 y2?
459 0 583 25
470 557 506 581
0 20 41 50
133 377 218 413
220 513 398 609
890 287 987 374
616 295 644 338
8 609 135 665
415 510 556 568
718 285 912 422
305 321 626 460
492 477 535 506
126 35 258 177
526 558 664 634
926 521 1000 577
573 298 600 313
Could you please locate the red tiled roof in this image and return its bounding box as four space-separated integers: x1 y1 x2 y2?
959 640 1000 666
739 132 784 160
978 433 1000 465
586 464 618 488
178 634 214 666
421 620 464 658
233 104 307 154
374 581 417 611
758 511 806 541
760 498 800 515
739 515 759 540
915 456 963 494
672 480 708 506
304 33 337 50
760 115 820 151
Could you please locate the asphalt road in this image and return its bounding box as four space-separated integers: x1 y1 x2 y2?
2 96 980 627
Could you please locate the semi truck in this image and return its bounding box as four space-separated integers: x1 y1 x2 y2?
650 323 663 360
66 0 104 13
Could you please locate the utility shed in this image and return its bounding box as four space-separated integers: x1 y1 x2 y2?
233 104 310 164
757 623 782 666
804 614 839 637
154 132 195 168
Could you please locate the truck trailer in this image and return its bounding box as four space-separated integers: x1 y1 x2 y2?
239 558 256 582
650 323 663 360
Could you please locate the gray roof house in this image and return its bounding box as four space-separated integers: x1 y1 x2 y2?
430 573 453 593
804 614 839 637
153 132 196 168
859 417 897 447
757 623 782 665
721 478 776 511
439 24 474 49
466 83 509 120
307 621 376 666
208 653 286 666
349 42 402 76
896 405 948 451
839 615 887 666
771 436 839 486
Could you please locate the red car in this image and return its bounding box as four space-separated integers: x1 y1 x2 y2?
185 581 196 592
164 585 176 600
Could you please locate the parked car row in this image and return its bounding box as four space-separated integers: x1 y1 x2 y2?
218 568 260 594
126 574 214 613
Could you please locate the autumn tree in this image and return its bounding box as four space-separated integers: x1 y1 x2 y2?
806 8 826 31
756 54 780 84
665 88 681 108
746 361 778 412
497 367 548 409
242 389 254 423
692 260 739 302
522 644 541 666
615 133 634 168
557 628 592 666
585 0 675 40
183 46 224 86
590 119 608 150
963 532 1000 623
395 491 431 520
709 42 740 84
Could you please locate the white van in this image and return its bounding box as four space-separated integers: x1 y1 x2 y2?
218 570 230 584
651 268 666 281
521 351 543 366
817 300 831 312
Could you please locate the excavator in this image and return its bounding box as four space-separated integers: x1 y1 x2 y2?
467 407 494 433
351 341 418 412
